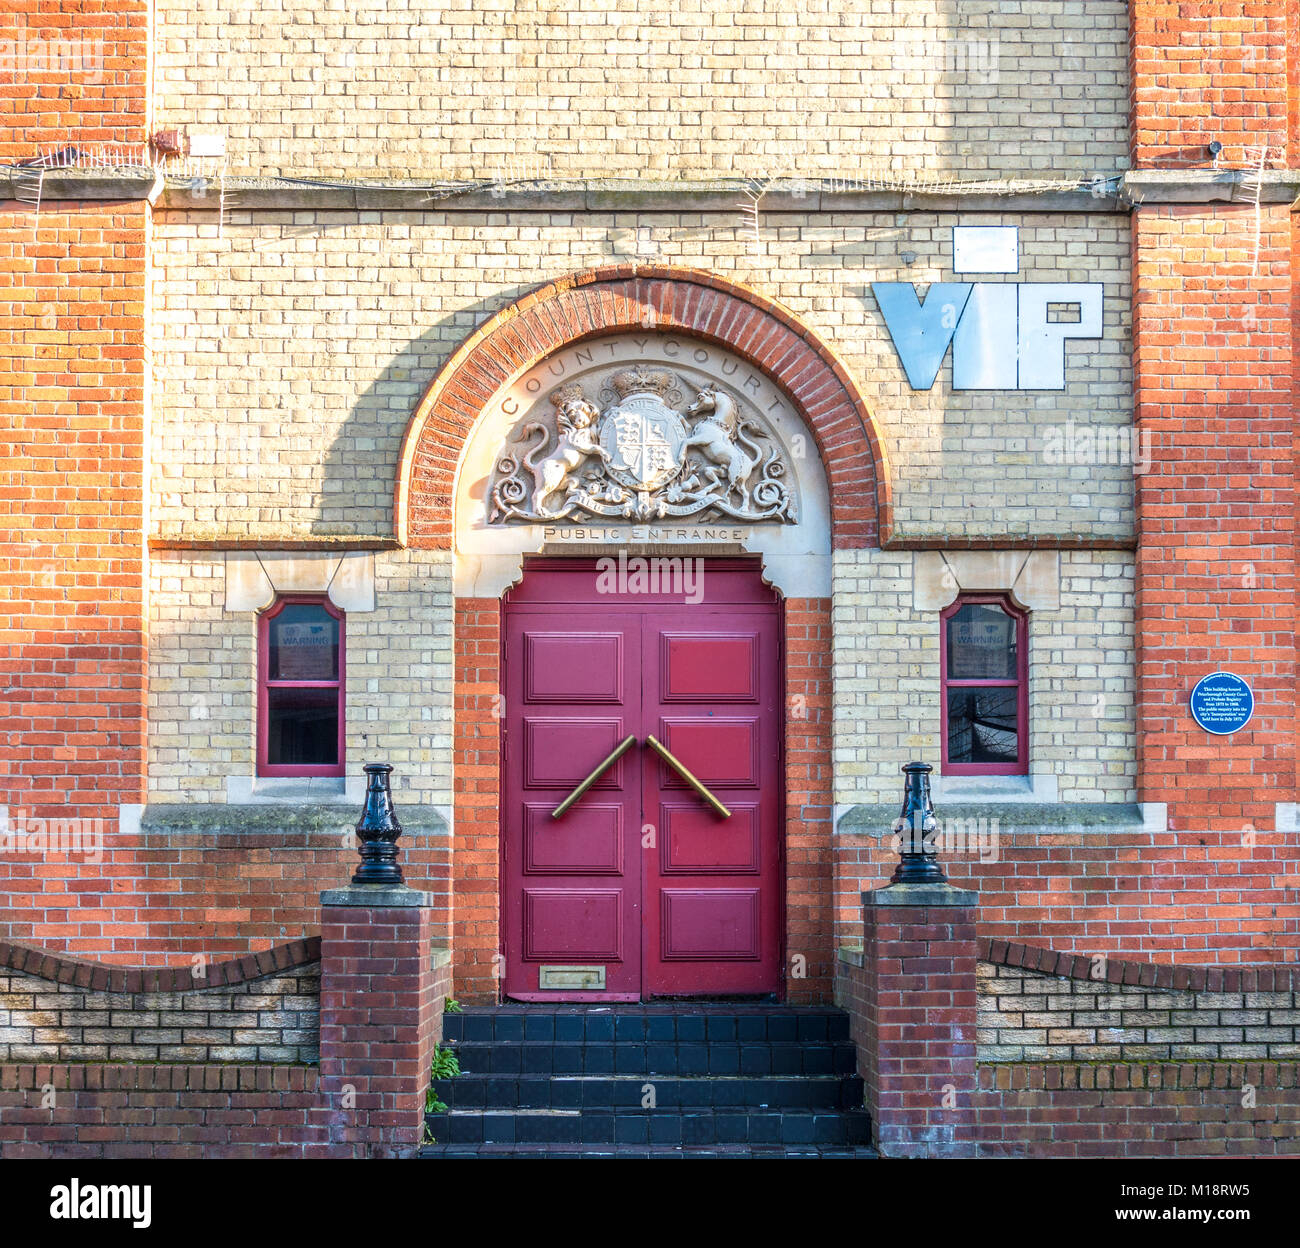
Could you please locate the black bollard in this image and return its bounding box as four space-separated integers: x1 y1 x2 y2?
890 761 947 885
351 762 405 886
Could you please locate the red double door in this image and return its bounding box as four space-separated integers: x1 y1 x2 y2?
502 560 782 1001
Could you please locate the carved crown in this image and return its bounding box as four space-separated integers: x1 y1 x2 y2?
549 382 588 410
610 367 674 400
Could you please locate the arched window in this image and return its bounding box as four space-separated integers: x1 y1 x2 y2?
257 596 345 777
940 594 1028 776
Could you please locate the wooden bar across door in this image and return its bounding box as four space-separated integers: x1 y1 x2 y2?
501 558 783 1001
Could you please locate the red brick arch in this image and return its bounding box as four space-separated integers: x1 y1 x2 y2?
395 264 891 547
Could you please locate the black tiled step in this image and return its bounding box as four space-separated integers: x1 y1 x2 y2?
428 1004 870 1159
443 1004 850 1045
445 1039 857 1076
425 1107 873 1147
432 1073 865 1110
420 1143 878 1159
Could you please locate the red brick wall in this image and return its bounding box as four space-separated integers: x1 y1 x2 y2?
855 897 980 1159
1130 1 1290 168
835 827 1300 965
0 202 150 957
0 0 149 160
0 910 450 1158
837 908 1300 1157
318 902 443 1158
0 1064 325 1158
975 1062 1300 1158
451 598 502 1003
1132 204 1295 831
0 829 450 965
784 598 834 1003
1130 4 1297 833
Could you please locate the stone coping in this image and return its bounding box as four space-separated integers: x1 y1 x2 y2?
0 1063 320 1091
835 802 1145 837
982 938 1300 994
13 169 1299 210
864 882 978 908
320 885 435 908
838 937 1300 993
977 1062 1300 1090
0 937 321 994
140 803 450 837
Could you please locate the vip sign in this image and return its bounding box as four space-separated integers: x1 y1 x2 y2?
872 227 1103 390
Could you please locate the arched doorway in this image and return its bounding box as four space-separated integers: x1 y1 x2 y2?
396 266 889 1003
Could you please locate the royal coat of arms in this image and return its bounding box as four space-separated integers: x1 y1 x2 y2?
489 366 796 524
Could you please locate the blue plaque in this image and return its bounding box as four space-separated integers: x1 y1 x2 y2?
1189 671 1254 736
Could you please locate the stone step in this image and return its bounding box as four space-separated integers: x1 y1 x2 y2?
431 1072 865 1110
445 1038 858 1076
420 1142 879 1159
442 1003 851 1045
425 1106 874 1147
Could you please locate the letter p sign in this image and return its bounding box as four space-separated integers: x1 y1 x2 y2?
874 278 1102 391
1016 284 1103 390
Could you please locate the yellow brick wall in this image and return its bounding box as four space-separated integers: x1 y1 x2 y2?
149 547 1134 806
153 0 1130 180
148 550 455 802
150 209 1132 545
831 549 1137 805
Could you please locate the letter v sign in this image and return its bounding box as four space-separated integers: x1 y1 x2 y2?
871 283 973 390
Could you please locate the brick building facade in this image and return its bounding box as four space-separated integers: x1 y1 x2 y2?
1 1 1298 1158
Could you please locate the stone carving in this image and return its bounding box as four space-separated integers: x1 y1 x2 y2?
489 366 796 524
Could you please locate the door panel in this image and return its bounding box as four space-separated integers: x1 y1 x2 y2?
523 888 624 960
660 888 762 960
656 716 762 789
660 632 760 702
643 609 781 996
659 800 761 874
504 616 642 999
524 631 624 702
502 562 781 1001
522 716 631 790
521 801 624 874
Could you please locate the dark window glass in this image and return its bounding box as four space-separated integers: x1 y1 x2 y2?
946 602 1018 680
945 687 1020 765
942 595 1027 775
266 685 340 766
260 598 344 775
268 604 339 681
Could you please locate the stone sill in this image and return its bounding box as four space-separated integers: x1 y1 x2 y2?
11 169 1298 211
1121 168 1300 204
226 775 363 806
150 534 401 552
835 802 1146 838
140 803 450 837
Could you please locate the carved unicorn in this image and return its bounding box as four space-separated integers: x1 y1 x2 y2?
681 386 764 505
